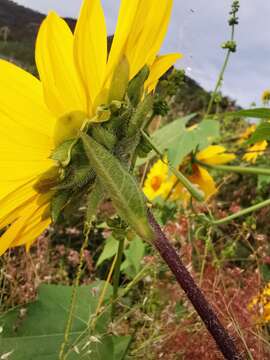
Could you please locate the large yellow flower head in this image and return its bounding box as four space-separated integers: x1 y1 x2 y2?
0 0 181 255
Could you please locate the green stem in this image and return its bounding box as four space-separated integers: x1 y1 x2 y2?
59 223 90 360
141 130 204 202
211 198 270 226
111 237 125 319
198 161 270 176
205 7 236 117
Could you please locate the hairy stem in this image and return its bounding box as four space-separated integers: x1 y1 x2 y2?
148 211 243 360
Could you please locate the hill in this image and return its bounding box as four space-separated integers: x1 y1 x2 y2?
0 0 76 41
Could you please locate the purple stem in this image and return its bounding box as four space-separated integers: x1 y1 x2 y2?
148 211 243 360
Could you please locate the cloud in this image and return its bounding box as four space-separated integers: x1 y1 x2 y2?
15 0 270 107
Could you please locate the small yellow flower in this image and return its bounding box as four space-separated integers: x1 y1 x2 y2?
262 89 270 105
0 0 181 255
248 282 270 324
143 158 174 201
243 140 268 163
238 124 256 144
146 145 235 203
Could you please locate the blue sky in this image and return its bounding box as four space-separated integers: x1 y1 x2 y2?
16 0 270 107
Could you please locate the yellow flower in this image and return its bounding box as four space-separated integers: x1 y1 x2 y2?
243 140 268 163
173 146 236 202
248 282 270 324
0 0 181 255
143 158 174 201
238 124 256 144
262 89 270 105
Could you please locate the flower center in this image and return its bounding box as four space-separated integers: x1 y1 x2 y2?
151 176 162 191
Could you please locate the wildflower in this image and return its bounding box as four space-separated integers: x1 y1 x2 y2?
184 146 235 200
238 124 256 144
145 145 235 203
261 89 270 105
248 282 270 324
243 140 268 163
143 158 174 201
0 0 181 255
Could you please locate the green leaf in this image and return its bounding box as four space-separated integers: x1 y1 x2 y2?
168 119 220 168
127 94 153 137
97 236 119 267
108 56 130 103
51 139 74 163
128 65 150 106
246 122 270 144
136 114 196 166
0 282 125 360
81 133 154 241
223 108 270 119
51 191 71 223
85 180 104 227
121 236 145 278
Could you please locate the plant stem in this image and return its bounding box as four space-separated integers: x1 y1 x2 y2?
205 4 237 117
111 237 125 319
141 130 204 202
59 224 90 360
198 161 270 176
148 211 243 360
211 198 270 226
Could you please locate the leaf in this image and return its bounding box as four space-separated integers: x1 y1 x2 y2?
85 180 104 227
96 236 119 267
121 236 146 278
51 191 71 223
246 122 270 144
81 133 154 241
0 282 122 360
51 139 74 162
223 108 270 119
136 114 196 166
168 119 220 167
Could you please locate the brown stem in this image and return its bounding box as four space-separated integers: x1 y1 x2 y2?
148 211 243 360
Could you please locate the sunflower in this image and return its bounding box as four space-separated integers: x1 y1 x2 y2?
172 145 236 202
0 0 181 255
144 145 235 203
143 158 174 201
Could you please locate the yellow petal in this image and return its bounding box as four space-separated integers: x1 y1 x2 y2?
74 0 107 110
12 204 51 249
145 53 182 92
0 60 55 138
189 165 217 200
125 0 174 78
106 0 140 85
0 198 43 255
197 145 236 165
243 140 267 163
0 180 37 219
36 12 87 117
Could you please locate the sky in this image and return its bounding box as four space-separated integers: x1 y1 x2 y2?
15 0 270 107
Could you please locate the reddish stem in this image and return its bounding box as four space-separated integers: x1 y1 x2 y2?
148 211 243 360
